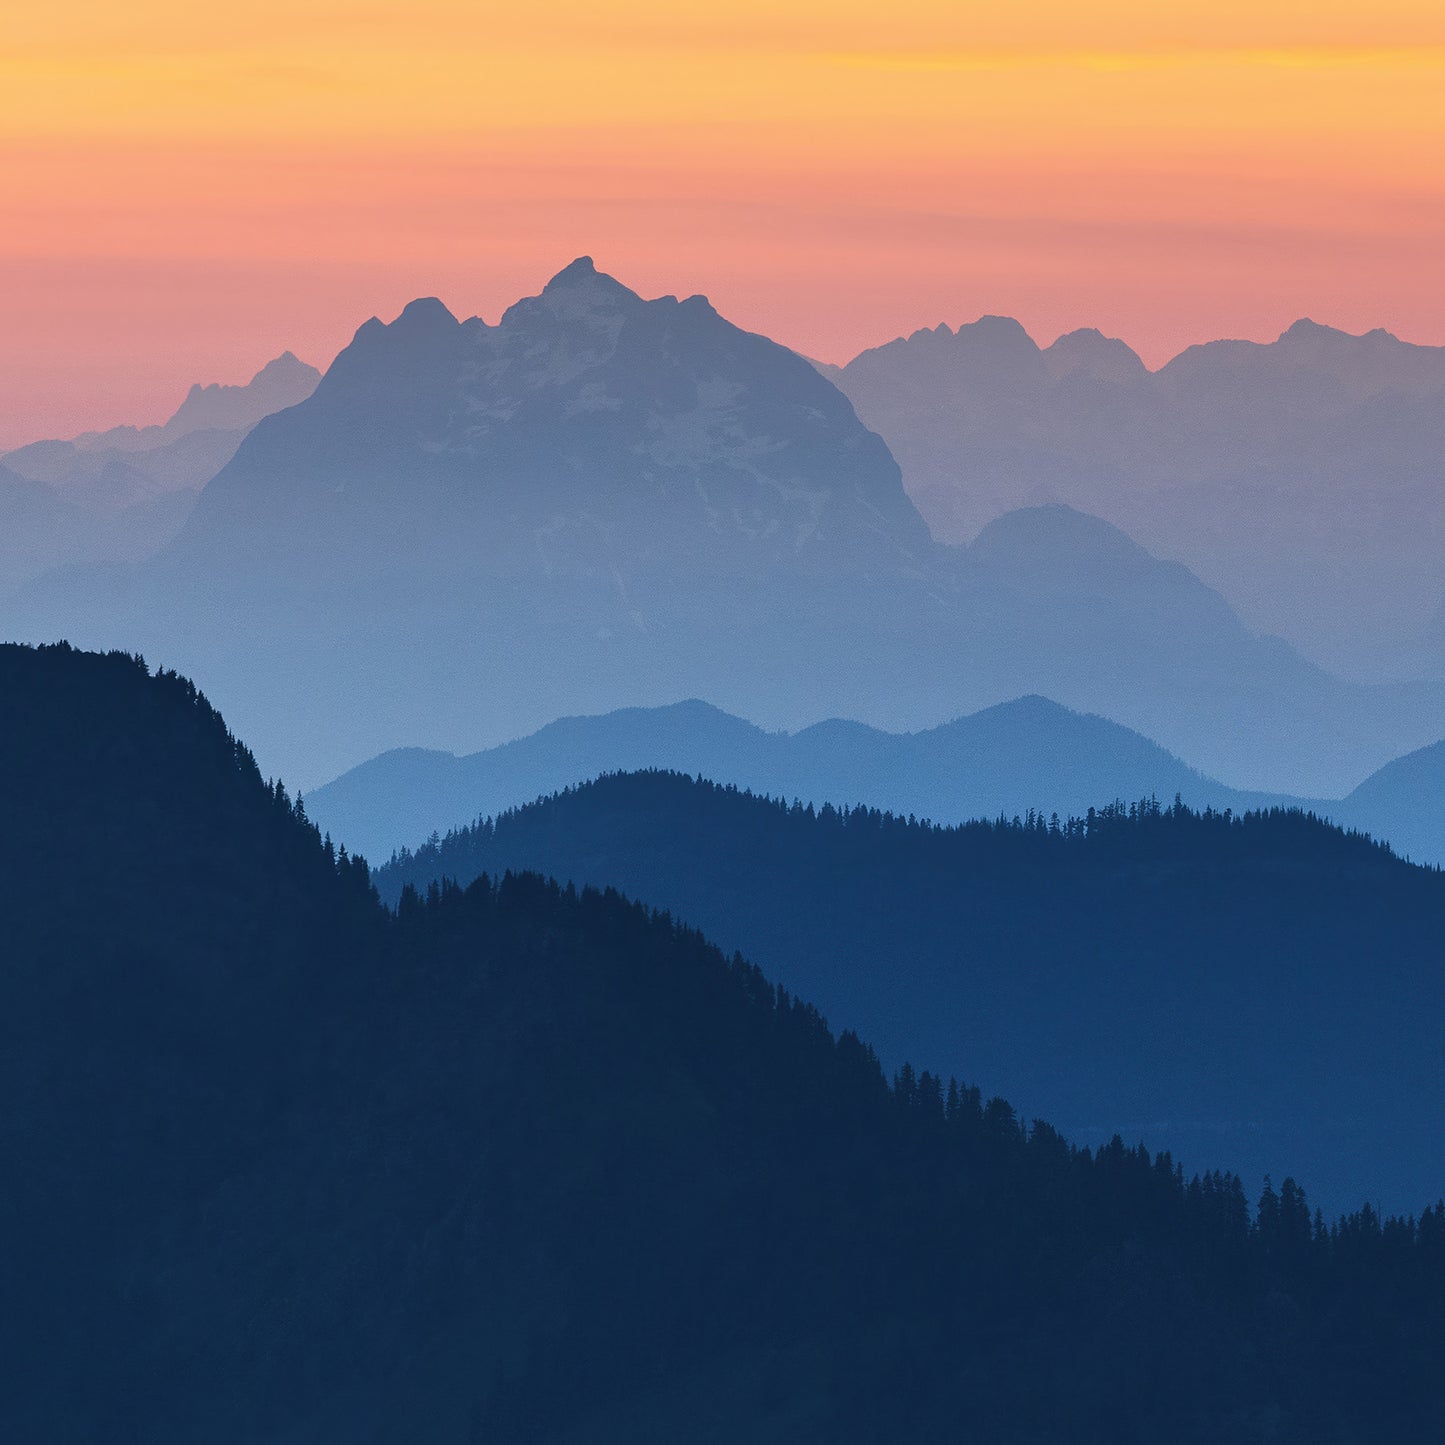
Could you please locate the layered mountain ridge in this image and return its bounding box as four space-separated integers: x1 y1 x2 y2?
376 768 1445 1216
0 351 320 592
178 257 929 581
5 639 1445 1440
307 693 1445 873
308 693 1277 867
829 313 1445 678
7 261 1443 797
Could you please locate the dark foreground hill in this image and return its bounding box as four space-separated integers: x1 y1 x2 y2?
5 643 1445 1442
378 771 1445 1216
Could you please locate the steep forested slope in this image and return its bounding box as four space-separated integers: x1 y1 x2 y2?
379 771 1445 1215
4 644 1444 1443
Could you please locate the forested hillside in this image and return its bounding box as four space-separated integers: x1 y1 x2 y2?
3 644 1444 1443
379 771 1445 1214
307 693 1283 868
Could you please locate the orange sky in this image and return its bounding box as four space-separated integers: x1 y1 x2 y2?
3 0 1444 446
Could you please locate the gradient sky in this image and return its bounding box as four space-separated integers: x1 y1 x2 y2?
3 0 1443 446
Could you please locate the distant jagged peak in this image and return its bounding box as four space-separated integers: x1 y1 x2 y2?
878 314 1043 369
166 350 321 433
58 350 322 454
1270 317 1425 366
903 322 955 345
504 255 646 328
541 254 631 298
348 296 464 349
1274 316 1428 350
955 313 1038 349
392 296 461 331
180 255 932 571
545 254 601 286
307 257 863 417
1043 327 1147 382
1160 316 1445 397
841 314 1043 392
1278 316 1355 345
238 349 320 389
174 350 320 410
324 299 475 399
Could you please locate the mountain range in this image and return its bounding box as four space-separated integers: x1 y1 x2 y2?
0 352 319 592
5 261 1442 796
827 316 1445 680
376 769 1445 1217
305 694 1275 864
6 640 1443 1441
306 695 1445 871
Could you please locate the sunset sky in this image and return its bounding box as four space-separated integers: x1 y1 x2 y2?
3 0 1443 446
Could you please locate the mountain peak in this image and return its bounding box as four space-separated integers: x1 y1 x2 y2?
254 350 310 376
960 314 1034 342
1278 317 1351 344
504 258 643 333
161 350 321 438
180 257 932 585
951 315 1044 373
394 296 459 330
1044 326 1147 381
545 255 600 288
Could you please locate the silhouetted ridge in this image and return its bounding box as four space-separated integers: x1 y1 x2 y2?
16 262 1442 796
0 353 320 592
3 644 1445 1440
376 769 1445 1215
173 255 929 593
1043 326 1148 381
831 306 1445 681
306 691 1287 868
384 770 1412 895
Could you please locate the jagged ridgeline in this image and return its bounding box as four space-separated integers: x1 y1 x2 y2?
16 260 1444 796
3 643 1444 1442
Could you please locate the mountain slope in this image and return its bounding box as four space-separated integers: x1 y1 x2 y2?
4 642 1445 1441
175 259 929 581
1334 739 1445 866
0 353 320 592
308 694 1287 865
9 266 1444 796
833 315 1445 680
147 350 320 440
4 351 320 503
377 771 1445 1215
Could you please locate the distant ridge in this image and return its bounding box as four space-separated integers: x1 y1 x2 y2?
829 313 1445 680
374 768 1445 1216
6 351 320 479
142 350 320 442
0 352 320 592
8 261 1445 796
308 693 1288 866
